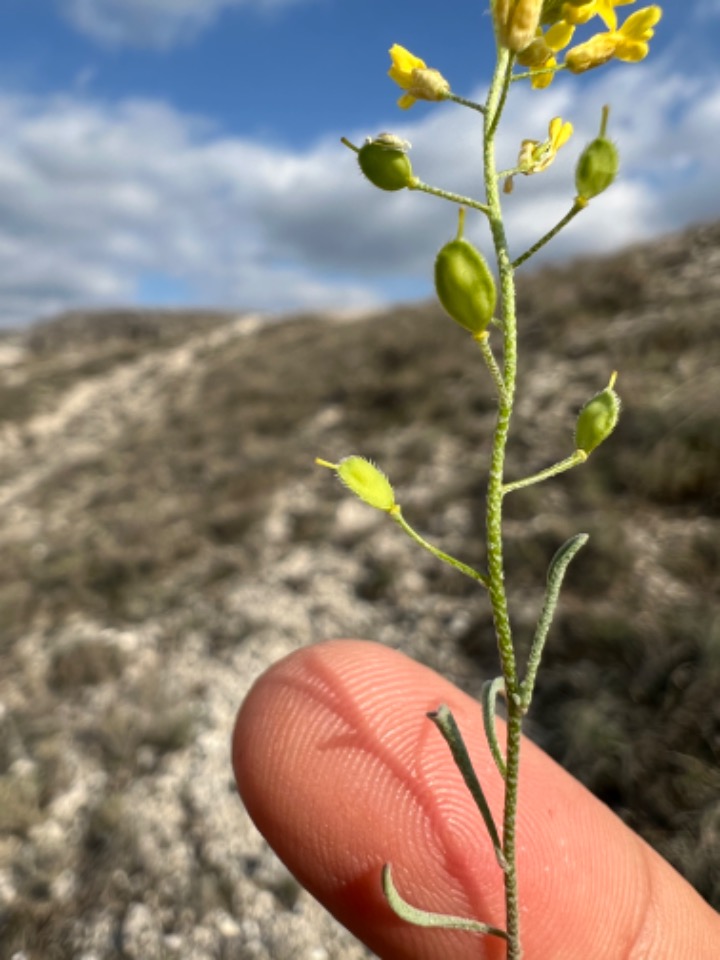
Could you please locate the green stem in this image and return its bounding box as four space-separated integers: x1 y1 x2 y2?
501 701 523 956
488 53 514 141
511 202 583 269
496 166 524 180
447 92 486 115
410 180 491 216
502 450 587 495
391 508 489 588
483 45 523 959
484 49 518 701
476 334 507 402
511 63 566 84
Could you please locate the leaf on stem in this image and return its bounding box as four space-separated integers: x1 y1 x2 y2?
520 533 589 712
381 864 508 939
427 705 508 871
481 677 507 779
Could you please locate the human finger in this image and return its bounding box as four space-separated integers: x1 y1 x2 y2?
233 639 720 959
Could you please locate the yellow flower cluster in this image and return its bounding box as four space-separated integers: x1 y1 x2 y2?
517 1 662 88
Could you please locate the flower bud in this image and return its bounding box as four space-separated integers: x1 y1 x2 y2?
357 133 415 192
575 373 621 455
562 0 597 25
575 105 619 204
494 0 544 53
565 33 618 73
434 210 497 336
387 45 450 109
316 456 396 512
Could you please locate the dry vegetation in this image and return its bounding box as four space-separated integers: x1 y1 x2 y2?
0 222 718 957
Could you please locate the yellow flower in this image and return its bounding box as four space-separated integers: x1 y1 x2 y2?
517 33 554 68
517 29 560 88
516 18 575 88
387 44 425 88
522 116 574 173
565 32 619 71
387 44 450 110
563 0 637 31
529 56 558 89
546 20 576 49
565 4 662 72
614 5 663 60
529 0 639 85
505 116 573 191
561 1 596 25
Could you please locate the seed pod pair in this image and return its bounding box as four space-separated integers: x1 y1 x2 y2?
434 209 497 336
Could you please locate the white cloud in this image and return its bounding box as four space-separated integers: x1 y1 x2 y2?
1 58 719 328
0 92 380 327
61 0 301 49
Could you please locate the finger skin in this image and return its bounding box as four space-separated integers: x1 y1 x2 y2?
233 640 720 959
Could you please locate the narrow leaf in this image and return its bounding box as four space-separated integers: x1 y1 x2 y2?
382 864 508 939
521 533 589 712
428 705 508 871
481 677 507 779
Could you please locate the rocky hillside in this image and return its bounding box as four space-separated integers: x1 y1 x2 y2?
1 221 719 959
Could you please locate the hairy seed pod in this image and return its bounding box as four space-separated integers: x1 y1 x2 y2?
575 374 621 454
434 212 497 336
336 456 396 511
358 135 415 192
575 106 619 203
575 136 619 201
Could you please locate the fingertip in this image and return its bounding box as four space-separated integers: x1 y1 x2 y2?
233 640 720 960
234 639 505 959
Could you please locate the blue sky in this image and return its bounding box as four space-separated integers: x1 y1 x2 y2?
0 0 718 327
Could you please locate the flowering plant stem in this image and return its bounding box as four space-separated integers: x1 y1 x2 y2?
481 45 524 957
324 5 662 953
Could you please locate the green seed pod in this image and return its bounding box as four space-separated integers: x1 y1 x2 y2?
316 456 396 512
575 106 619 203
575 137 619 201
434 209 497 336
357 134 415 192
575 373 621 455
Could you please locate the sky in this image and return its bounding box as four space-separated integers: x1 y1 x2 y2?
0 1 719 328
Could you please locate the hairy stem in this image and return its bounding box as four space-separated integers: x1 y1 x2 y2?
391 509 489 588
502 450 587 495
410 180 491 216
512 202 583 269
483 45 522 959
447 92 486 114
